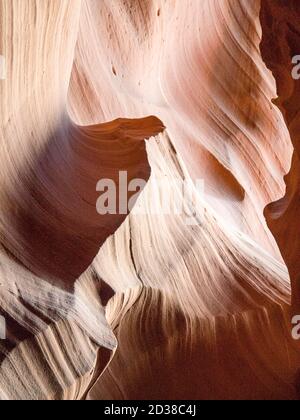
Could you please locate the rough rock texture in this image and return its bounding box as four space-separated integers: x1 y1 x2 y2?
0 0 299 400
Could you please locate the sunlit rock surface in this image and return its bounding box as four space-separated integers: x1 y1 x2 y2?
0 0 299 400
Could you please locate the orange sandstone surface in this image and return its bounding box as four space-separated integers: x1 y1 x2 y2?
0 0 299 400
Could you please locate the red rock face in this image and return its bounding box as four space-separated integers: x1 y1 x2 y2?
0 0 299 400
260 0 300 311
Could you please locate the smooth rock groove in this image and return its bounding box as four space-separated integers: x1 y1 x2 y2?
0 0 299 400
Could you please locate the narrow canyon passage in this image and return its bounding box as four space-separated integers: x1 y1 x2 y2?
0 0 299 400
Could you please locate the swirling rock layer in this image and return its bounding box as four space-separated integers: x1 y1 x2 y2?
260 0 300 311
0 0 299 400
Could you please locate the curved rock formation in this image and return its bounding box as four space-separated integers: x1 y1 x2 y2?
0 0 299 400
260 0 300 312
